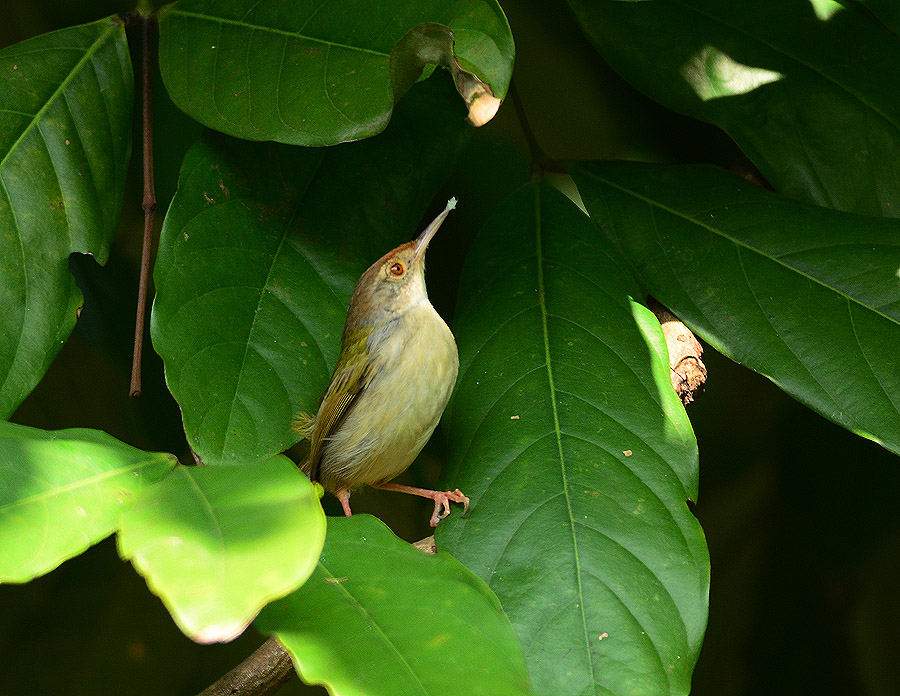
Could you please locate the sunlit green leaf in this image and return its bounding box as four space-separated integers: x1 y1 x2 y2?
151 79 469 465
572 160 900 456
118 457 324 644
158 0 513 145
0 18 133 417
118 456 325 643
0 422 174 583
438 182 709 696
256 515 534 696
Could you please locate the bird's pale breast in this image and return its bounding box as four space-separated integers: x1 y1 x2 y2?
318 301 458 491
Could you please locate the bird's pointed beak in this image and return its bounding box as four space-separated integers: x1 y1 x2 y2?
414 197 457 259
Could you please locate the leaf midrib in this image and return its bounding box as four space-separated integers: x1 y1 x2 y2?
219 152 334 460
533 186 597 692
317 558 431 695
0 455 168 514
167 9 390 58
0 22 116 176
594 172 900 327
183 469 228 596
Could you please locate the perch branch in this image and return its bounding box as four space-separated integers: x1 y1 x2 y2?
198 536 437 696
413 535 437 554
198 638 296 696
130 10 158 397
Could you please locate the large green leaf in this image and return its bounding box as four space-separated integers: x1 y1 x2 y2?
566 0 900 216
855 0 900 35
0 18 133 417
256 515 534 696
117 456 325 643
151 79 469 465
571 160 900 457
158 0 513 146
438 182 709 696
0 422 174 583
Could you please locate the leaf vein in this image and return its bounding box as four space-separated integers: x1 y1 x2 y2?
170 9 389 57
534 186 597 691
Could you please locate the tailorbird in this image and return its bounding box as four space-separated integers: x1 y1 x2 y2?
294 199 467 526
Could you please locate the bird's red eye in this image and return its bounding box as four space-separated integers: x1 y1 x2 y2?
389 262 405 276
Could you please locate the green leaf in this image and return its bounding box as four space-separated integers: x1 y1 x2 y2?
0 422 174 583
157 0 513 146
438 182 709 696
0 18 133 417
151 79 469 465
118 456 325 644
566 0 900 216
256 515 534 696
854 0 900 36
571 160 900 457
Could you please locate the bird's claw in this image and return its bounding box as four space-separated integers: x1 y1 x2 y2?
429 488 470 527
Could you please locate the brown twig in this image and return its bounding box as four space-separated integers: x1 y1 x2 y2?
198 638 296 696
199 535 438 696
649 299 707 405
508 80 562 174
130 10 158 398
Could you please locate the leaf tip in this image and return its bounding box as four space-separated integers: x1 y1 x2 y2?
189 619 252 645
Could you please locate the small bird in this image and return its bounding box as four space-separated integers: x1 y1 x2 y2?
294 198 468 527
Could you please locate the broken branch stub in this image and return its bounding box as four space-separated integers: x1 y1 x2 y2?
650 299 707 405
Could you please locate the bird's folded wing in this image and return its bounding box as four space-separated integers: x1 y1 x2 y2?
304 329 373 480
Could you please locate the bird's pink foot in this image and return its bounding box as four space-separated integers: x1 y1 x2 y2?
336 489 353 517
372 482 469 527
427 488 470 527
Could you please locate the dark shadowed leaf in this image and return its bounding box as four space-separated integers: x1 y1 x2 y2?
855 0 900 35
438 182 709 696
151 79 470 465
567 0 900 216
572 160 900 457
118 456 325 643
0 422 174 583
158 0 513 145
0 18 132 417
256 515 534 696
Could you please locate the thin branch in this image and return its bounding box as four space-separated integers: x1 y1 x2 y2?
130 10 158 398
508 80 562 174
198 638 296 696
198 537 436 696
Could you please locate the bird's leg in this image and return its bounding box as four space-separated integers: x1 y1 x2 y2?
371 482 469 527
336 489 353 517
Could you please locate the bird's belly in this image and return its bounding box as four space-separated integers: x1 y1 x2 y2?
319 308 458 491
